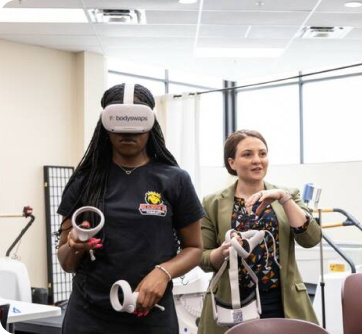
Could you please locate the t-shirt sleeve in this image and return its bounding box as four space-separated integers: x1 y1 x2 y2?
172 169 204 229
57 173 86 217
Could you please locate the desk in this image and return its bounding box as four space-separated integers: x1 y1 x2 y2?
0 298 61 333
0 298 61 324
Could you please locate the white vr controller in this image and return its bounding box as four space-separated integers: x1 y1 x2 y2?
71 206 105 261
225 229 265 259
110 280 165 313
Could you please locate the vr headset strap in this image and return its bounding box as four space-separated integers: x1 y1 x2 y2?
210 258 228 320
123 83 135 104
241 258 262 314
209 248 262 321
229 247 241 308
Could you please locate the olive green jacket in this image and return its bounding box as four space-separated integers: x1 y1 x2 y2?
197 181 322 334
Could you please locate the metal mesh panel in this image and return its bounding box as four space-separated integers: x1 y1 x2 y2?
43 165 74 304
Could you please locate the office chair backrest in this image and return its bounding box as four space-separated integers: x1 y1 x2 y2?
341 273 362 334
225 318 329 334
0 257 32 302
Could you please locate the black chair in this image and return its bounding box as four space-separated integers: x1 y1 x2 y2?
225 318 329 334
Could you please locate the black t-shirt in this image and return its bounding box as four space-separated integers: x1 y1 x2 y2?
58 160 204 310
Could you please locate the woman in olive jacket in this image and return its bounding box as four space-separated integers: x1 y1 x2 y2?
198 130 321 334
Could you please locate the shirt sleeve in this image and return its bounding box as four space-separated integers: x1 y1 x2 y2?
172 169 204 229
57 173 86 217
292 214 310 234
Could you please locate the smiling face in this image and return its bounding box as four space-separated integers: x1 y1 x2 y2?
228 136 269 185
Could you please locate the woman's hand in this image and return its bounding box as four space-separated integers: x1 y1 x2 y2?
57 219 103 272
134 267 169 315
245 189 287 216
67 221 103 253
210 241 231 270
131 220 202 315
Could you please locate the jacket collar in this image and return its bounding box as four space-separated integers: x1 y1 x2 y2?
221 180 275 199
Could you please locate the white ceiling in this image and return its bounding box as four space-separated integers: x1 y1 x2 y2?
1 0 362 81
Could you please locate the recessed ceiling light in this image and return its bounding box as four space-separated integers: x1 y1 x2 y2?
179 0 198 4
0 8 88 22
195 47 284 58
344 1 362 8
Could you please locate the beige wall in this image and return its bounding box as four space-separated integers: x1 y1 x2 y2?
0 39 106 289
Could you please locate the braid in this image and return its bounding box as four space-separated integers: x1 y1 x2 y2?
147 120 178 166
61 120 111 220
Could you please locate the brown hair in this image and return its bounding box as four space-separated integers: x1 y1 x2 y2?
224 129 268 176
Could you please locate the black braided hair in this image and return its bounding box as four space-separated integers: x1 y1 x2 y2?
60 83 179 226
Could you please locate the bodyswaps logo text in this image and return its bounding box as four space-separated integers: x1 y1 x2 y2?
112 115 148 122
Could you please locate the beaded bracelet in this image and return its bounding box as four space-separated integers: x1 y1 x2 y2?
155 265 172 281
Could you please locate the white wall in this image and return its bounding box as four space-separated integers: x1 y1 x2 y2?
0 39 106 289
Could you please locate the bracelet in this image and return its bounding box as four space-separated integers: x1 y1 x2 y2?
155 265 172 282
279 192 292 205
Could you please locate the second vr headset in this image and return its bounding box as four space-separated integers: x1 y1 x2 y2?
101 83 155 133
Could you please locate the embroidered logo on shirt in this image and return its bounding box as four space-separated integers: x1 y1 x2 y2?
139 191 167 216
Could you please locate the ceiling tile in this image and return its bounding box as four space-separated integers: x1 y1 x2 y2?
247 26 300 39
346 27 362 39
316 0 362 13
289 38 362 51
94 24 196 37
203 0 318 11
83 0 199 11
307 13 362 28
200 11 307 26
102 36 194 49
145 10 199 24
198 25 250 37
5 0 83 9
197 37 287 48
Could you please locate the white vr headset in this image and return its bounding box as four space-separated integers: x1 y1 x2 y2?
210 229 282 327
101 83 155 133
209 230 263 327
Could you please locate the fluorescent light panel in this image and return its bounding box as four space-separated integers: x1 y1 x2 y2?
179 0 198 4
195 47 284 58
0 8 88 23
344 1 362 8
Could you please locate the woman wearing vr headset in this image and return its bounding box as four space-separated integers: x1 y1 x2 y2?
198 129 322 334
56 83 204 334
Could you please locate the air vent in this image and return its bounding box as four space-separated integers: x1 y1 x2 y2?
300 26 352 39
87 9 146 24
